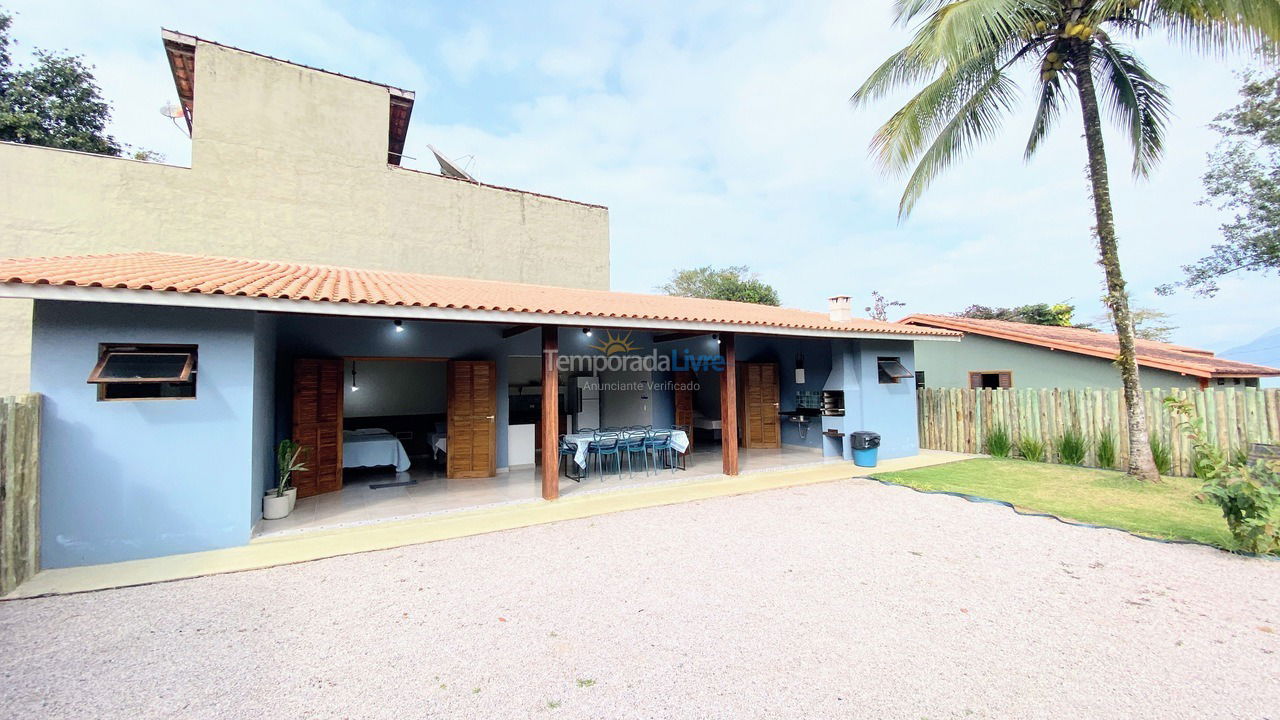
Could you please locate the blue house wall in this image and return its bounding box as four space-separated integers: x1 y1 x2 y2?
31 301 263 568
853 339 918 460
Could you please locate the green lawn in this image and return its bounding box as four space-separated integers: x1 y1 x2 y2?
873 458 1233 549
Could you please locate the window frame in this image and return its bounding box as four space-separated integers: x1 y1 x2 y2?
87 344 198 402
877 357 913 384
88 349 196 384
968 370 1013 389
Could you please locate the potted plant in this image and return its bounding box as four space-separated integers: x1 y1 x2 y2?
265 439 307 520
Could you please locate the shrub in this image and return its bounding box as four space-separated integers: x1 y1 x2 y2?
1095 430 1118 469
1149 435 1173 476
1016 435 1046 463
1231 447 1250 467
1055 427 1089 466
1191 445 1227 481
1166 396 1280 554
985 425 1012 458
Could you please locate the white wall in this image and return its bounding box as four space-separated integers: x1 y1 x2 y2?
343 359 446 418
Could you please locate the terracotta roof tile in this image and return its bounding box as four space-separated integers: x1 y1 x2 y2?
900 314 1280 379
0 252 959 338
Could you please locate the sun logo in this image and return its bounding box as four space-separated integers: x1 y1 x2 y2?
589 330 639 355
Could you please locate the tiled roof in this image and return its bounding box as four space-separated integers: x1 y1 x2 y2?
900 314 1280 379
0 252 959 338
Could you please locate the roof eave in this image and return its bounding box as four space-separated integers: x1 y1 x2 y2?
900 316 1279 379
0 283 962 342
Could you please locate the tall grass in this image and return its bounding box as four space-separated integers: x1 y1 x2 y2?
1149 435 1173 476
1095 430 1118 469
1055 427 1089 466
1016 434 1046 463
985 425 1012 458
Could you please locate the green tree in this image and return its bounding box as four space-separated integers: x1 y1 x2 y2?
851 1 1280 481
0 9 121 155
958 301 1084 327
659 265 781 306
1161 69 1280 296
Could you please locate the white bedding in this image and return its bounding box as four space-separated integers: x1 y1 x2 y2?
693 416 722 430
343 429 411 472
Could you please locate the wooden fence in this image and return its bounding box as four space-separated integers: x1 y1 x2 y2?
917 387 1280 478
0 394 41 596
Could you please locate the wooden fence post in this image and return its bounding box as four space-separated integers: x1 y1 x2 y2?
914 386 1276 478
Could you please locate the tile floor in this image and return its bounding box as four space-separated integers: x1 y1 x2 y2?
257 445 840 539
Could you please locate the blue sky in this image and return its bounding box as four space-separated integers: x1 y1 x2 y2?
5 1 1276 353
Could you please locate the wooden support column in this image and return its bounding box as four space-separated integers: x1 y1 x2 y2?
720 332 739 476
541 326 560 500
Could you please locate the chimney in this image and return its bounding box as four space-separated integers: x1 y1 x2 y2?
828 295 852 323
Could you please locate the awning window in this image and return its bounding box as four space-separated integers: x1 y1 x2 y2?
88 349 195 384
877 358 913 383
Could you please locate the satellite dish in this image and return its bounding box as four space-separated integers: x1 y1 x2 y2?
160 102 185 119
428 144 476 181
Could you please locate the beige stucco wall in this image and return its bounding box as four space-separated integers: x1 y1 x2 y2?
0 41 610 394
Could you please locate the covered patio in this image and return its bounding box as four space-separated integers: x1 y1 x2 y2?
2 251 957 569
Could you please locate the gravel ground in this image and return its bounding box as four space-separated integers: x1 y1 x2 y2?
1 478 1278 720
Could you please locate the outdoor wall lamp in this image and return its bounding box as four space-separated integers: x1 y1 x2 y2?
394 319 404 333
350 361 359 392
583 328 592 337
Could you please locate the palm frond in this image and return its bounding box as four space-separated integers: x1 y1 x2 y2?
925 0 1057 67
896 69 1021 217
1092 39 1171 176
856 0 1053 106
868 47 1007 171
1150 0 1280 54
1024 66 1070 161
852 45 937 106
893 0 950 24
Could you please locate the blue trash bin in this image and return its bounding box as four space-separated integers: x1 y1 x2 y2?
850 431 881 468
852 447 878 467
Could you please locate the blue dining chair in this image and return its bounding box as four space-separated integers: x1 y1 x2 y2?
645 429 674 474
558 435 583 482
591 431 623 480
620 429 649 476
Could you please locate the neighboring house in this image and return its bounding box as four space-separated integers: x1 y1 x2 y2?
0 29 610 395
901 314 1280 390
0 258 956 568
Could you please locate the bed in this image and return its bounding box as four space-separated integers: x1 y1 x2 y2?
343 428 411 472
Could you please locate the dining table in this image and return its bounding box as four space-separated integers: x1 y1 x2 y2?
563 429 690 470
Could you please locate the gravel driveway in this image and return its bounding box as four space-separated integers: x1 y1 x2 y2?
1 477 1277 719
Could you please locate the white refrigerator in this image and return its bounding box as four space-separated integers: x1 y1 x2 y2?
576 376 600 431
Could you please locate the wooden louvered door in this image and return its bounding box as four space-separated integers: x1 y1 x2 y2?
738 362 781 449
447 360 497 479
674 370 695 453
291 357 344 498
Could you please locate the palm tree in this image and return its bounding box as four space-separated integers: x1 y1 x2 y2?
853 0 1279 481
